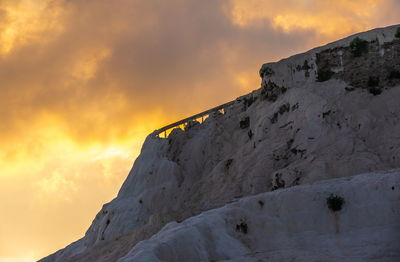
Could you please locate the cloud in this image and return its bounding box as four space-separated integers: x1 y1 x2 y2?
0 0 64 55
0 0 398 260
228 0 390 36
0 0 317 147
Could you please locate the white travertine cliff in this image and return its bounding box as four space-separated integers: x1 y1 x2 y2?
40 25 400 262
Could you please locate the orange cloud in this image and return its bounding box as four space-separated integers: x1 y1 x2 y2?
228 0 388 37
0 0 64 55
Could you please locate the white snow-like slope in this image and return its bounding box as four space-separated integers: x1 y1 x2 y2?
39 25 400 262
118 170 400 262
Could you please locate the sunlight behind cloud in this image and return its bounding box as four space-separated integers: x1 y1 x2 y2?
235 71 260 92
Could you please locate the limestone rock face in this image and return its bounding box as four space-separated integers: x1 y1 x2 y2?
118 171 400 262
40 25 400 262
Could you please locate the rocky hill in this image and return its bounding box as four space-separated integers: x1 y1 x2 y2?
40 25 400 262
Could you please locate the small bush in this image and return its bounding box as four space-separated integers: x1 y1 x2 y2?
326 194 345 212
368 87 382 96
301 60 311 70
367 76 380 87
317 69 335 82
225 159 233 169
235 222 248 234
388 70 400 80
396 27 400 38
350 37 369 57
259 66 274 78
278 103 291 114
240 117 250 129
272 173 285 190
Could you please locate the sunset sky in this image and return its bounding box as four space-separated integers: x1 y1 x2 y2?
0 0 399 261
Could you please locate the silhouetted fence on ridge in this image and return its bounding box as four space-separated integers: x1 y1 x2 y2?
152 100 236 138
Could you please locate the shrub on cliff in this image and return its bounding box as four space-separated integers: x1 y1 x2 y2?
396 27 400 38
350 37 369 57
326 194 345 212
317 69 335 82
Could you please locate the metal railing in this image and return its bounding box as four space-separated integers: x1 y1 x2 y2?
152 100 237 138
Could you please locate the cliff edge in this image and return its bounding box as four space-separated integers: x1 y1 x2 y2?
40 25 400 262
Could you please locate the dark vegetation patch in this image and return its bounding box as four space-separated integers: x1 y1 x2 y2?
270 103 291 124
291 103 299 111
367 76 380 87
316 38 399 94
290 148 306 157
395 27 400 38
225 159 234 169
261 80 287 102
278 103 291 114
299 60 311 77
258 200 264 208
240 117 250 129
270 112 279 124
350 37 369 57
272 173 285 190
322 110 331 118
236 221 248 234
326 194 345 212
317 69 335 82
243 96 256 109
271 137 307 170
388 70 400 80
286 139 294 149
302 60 311 70
368 87 382 96
259 65 274 78
367 75 382 95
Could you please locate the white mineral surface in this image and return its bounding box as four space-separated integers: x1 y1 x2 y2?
40 24 400 262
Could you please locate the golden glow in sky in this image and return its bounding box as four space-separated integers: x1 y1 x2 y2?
0 0 399 261
228 0 386 36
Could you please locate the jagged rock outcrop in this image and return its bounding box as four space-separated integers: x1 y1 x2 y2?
40 25 400 262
